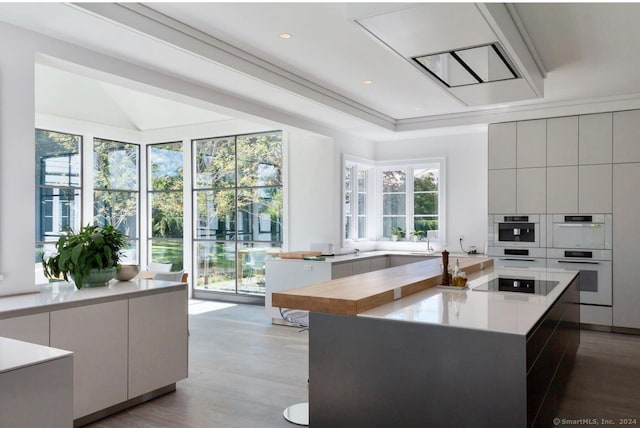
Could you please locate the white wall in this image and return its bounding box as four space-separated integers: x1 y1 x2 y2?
375 130 488 253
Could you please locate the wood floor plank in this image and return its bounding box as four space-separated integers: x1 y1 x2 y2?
85 303 640 427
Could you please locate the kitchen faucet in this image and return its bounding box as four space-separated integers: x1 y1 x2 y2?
354 248 360 256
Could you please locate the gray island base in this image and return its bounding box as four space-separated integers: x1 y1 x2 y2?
308 268 580 428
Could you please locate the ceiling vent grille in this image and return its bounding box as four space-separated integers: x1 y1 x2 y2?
412 43 519 88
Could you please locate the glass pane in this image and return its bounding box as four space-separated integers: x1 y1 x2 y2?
358 217 366 239
237 188 282 242
94 139 139 190
344 191 351 215
414 193 438 215
120 240 139 265
383 217 406 238
357 169 366 192
149 239 183 271
383 194 406 215
35 130 81 187
193 137 235 188
345 216 351 240
237 132 282 187
344 166 351 191
150 191 184 238
194 241 236 292
94 190 139 238
414 168 439 191
358 193 366 215
414 217 439 235
194 190 236 240
382 170 406 192
149 142 183 191
238 242 280 295
35 187 81 241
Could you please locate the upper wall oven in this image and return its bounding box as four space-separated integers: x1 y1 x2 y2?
490 214 545 248
549 214 612 250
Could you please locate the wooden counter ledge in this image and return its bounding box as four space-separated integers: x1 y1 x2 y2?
272 257 492 316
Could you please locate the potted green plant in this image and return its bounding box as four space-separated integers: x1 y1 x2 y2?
390 227 405 241
410 229 426 242
42 224 127 289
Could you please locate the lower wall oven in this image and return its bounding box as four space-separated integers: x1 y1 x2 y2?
547 249 612 325
488 247 546 269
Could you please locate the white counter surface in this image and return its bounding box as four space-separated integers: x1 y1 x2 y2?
0 336 72 373
359 266 579 336
0 279 186 320
271 250 476 264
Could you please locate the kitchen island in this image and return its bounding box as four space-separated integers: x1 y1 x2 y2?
273 258 580 428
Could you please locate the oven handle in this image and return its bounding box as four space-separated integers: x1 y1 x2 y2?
557 260 600 265
556 223 601 227
499 258 537 262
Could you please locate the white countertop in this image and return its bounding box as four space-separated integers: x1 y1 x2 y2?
0 279 186 319
0 336 72 374
268 250 476 264
358 266 579 336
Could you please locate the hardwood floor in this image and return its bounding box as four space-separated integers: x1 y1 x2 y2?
86 301 640 427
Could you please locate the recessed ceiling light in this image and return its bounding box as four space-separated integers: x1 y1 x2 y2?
279 33 292 39
414 107 422 111
362 80 373 85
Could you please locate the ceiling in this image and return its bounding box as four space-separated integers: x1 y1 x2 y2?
3 3 640 140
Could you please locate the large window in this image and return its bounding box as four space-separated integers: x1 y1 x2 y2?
193 131 282 296
344 159 371 241
94 138 140 264
380 160 444 241
35 129 82 281
148 142 184 271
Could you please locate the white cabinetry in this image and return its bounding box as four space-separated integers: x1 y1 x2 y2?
488 122 516 169
0 312 49 346
51 300 128 419
547 116 578 167
129 289 188 398
517 120 546 168
579 113 612 165
517 168 546 213
547 166 578 214
332 262 353 278
612 163 640 329
579 164 612 213
613 110 640 163
488 169 516 214
370 256 389 271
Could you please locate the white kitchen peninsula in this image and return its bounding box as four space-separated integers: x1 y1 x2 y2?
0 279 188 426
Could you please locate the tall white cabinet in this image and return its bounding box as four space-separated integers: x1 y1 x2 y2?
488 109 640 329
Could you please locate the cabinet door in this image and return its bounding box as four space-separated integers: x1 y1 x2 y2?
0 313 49 346
51 300 128 419
613 163 640 328
579 113 612 165
488 169 516 214
547 116 578 167
370 256 389 272
579 164 612 213
613 110 640 163
488 122 516 169
547 166 578 214
129 289 188 398
331 263 353 279
517 168 546 214
517 120 547 168
352 259 371 275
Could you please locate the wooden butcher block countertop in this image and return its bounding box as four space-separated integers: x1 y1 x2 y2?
272 256 493 316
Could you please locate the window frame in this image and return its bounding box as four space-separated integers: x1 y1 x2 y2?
377 158 446 243
343 155 374 243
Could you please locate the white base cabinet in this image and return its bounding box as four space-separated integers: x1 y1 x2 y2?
129 289 188 398
0 312 49 345
51 300 128 419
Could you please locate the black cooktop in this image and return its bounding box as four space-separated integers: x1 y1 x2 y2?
473 276 560 296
